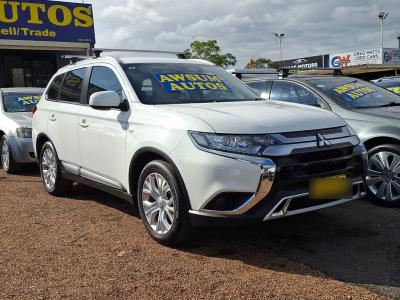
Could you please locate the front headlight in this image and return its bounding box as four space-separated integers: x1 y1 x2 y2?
189 131 279 156
16 127 32 138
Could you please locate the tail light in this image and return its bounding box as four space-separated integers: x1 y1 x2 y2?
32 105 37 115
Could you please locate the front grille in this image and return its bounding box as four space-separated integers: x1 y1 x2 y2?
281 126 344 138
273 147 363 191
291 142 353 155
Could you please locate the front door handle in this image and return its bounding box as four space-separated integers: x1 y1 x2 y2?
49 114 56 121
80 119 89 128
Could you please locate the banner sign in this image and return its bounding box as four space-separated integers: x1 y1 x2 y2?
0 0 95 44
155 73 231 92
333 82 377 101
280 55 324 68
329 49 382 68
383 48 400 64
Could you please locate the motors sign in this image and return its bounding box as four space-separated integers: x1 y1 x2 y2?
329 49 382 68
0 0 95 44
280 55 323 68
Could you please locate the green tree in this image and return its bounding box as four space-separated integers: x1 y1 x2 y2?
184 40 237 68
246 57 281 70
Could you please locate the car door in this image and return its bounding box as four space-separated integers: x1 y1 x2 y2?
77 65 130 191
46 68 86 169
269 80 324 108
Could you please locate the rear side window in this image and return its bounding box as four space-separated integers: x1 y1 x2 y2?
59 68 86 103
46 74 64 100
270 81 320 107
88 67 123 101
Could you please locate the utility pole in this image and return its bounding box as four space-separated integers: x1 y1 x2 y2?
273 33 284 61
378 12 388 48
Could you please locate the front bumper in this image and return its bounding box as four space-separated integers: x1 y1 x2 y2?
8 135 36 163
184 142 367 227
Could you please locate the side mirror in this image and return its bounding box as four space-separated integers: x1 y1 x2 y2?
89 91 121 108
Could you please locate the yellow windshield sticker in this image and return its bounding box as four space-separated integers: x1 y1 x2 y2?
387 87 400 94
155 73 231 92
333 82 377 101
16 95 41 106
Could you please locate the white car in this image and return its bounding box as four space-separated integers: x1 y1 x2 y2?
33 56 367 245
0 87 44 173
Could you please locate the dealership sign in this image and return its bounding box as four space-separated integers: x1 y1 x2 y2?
280 55 323 68
329 49 382 68
0 0 95 44
383 48 400 64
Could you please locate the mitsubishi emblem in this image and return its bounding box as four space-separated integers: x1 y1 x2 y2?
316 133 331 147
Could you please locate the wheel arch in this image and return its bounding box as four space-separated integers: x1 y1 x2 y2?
363 136 400 151
35 133 52 158
128 147 191 210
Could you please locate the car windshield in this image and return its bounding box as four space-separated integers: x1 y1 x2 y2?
122 63 261 104
2 92 42 113
303 77 400 108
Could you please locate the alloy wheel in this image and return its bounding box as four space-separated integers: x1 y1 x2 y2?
41 148 57 191
141 172 175 235
366 151 400 202
1 139 10 170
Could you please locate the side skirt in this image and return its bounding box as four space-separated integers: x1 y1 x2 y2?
61 170 134 205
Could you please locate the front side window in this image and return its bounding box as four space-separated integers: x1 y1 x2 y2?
88 66 124 101
122 63 260 104
59 68 86 103
2 92 42 113
270 81 320 106
304 77 400 108
46 74 64 100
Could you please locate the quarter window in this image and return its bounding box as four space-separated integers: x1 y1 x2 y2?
88 67 123 101
46 74 64 100
59 68 86 103
270 81 320 107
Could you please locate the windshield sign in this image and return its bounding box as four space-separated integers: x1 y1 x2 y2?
305 78 400 108
123 63 259 105
2 93 41 113
154 73 231 93
333 82 377 101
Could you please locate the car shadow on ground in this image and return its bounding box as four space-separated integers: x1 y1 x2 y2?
183 199 400 297
24 176 400 297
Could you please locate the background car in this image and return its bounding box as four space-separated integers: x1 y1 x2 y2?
0 87 44 173
238 70 400 206
372 76 400 95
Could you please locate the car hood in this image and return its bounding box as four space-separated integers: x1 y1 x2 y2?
161 101 346 134
5 112 32 127
352 106 400 121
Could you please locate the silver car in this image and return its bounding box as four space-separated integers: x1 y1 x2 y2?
0 88 44 173
244 74 400 206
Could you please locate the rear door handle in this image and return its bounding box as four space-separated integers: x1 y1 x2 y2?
49 114 56 121
79 119 89 128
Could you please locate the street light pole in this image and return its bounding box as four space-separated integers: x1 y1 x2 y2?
273 33 284 61
378 12 388 48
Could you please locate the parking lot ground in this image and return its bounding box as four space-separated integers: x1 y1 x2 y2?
0 167 398 299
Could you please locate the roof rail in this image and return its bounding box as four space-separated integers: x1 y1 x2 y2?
92 48 186 59
230 68 279 80
278 67 343 78
61 55 93 64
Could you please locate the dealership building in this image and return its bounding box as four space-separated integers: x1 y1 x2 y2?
280 47 400 80
0 0 95 88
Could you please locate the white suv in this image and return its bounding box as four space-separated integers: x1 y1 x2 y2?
33 56 367 245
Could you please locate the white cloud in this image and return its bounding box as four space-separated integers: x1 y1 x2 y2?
72 0 400 67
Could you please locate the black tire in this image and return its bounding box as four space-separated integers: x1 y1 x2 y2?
0 135 21 174
137 160 192 246
366 144 400 207
39 141 72 196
